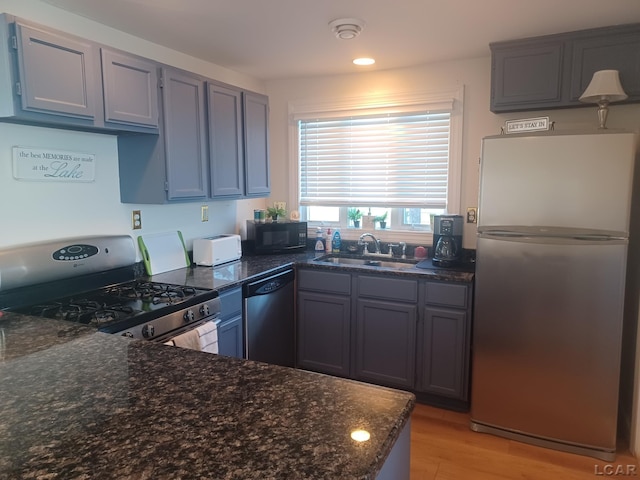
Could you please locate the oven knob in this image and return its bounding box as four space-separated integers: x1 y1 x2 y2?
142 324 155 338
184 310 195 322
200 304 210 316
122 332 134 338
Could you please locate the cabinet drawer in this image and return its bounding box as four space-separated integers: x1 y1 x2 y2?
425 282 468 308
298 269 351 295
358 275 418 303
219 286 242 320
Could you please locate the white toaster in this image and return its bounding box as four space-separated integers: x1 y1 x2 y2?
193 234 242 266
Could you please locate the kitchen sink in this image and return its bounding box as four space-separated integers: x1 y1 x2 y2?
313 254 418 270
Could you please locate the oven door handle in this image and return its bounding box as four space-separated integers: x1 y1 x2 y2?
153 317 220 344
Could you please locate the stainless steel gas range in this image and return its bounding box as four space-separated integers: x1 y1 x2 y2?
0 236 220 342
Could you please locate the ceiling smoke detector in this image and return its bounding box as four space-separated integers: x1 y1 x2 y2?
329 18 365 40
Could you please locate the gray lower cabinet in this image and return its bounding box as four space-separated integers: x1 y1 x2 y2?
491 23 640 112
355 275 418 390
416 281 473 401
296 267 473 404
217 287 244 358
296 269 351 377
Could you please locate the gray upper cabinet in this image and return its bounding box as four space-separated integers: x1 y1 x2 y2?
243 92 271 197
117 66 209 203
208 82 244 198
15 22 97 119
0 16 101 128
491 40 564 111
161 67 209 200
491 23 640 113
101 49 159 129
0 14 161 133
568 30 640 102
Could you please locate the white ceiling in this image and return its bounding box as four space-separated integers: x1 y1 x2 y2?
41 0 640 81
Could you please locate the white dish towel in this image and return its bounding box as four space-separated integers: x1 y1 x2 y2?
168 320 218 354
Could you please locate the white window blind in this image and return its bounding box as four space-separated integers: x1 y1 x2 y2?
299 110 451 208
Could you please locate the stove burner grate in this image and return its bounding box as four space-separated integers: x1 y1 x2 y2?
29 300 135 326
103 281 198 305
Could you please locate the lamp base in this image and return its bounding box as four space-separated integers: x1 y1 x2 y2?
596 100 610 129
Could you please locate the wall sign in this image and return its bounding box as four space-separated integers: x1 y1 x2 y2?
504 116 551 134
12 146 95 182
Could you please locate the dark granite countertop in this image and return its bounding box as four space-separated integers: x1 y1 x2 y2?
0 312 414 479
149 251 475 292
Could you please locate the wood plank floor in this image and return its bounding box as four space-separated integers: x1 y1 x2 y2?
410 403 639 479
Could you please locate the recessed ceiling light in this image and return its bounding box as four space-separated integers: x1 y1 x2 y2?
353 57 375 66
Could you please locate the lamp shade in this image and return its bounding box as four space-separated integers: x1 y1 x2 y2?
579 69 628 103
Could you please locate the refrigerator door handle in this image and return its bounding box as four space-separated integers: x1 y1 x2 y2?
479 232 627 246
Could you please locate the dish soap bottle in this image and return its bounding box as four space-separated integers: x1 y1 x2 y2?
314 227 325 253
325 228 332 253
332 228 342 253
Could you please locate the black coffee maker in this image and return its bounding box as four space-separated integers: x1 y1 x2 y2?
432 215 463 267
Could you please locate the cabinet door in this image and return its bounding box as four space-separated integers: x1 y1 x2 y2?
243 92 270 197
297 291 351 377
355 298 416 390
101 49 159 128
208 82 244 197
418 307 467 399
569 31 640 103
490 40 564 112
15 22 97 119
161 67 208 200
218 315 243 358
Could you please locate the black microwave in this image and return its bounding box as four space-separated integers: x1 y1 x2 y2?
246 220 308 254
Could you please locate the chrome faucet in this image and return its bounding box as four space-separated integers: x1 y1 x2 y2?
358 233 381 254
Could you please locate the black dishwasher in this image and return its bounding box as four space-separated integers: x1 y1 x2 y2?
243 269 295 367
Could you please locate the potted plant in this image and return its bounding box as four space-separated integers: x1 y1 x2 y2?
374 212 388 229
348 208 363 228
266 204 287 222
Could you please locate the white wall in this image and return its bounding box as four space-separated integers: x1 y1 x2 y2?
264 59 640 249
0 0 268 254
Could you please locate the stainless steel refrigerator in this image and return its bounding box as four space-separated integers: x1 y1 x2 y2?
470 131 638 461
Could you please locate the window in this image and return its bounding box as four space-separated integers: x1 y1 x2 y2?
289 89 463 234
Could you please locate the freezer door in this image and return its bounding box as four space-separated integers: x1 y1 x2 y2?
471 234 627 451
479 132 636 235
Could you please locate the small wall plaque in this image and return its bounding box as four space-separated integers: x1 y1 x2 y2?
504 117 550 134
12 146 95 182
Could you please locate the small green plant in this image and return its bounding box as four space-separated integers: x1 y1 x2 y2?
348 208 363 221
266 204 286 219
373 212 388 223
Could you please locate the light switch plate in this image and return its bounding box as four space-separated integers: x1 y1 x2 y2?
201 205 209 222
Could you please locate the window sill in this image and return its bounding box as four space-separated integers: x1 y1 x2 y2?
308 226 434 247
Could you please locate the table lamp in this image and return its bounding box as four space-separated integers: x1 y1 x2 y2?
579 69 628 129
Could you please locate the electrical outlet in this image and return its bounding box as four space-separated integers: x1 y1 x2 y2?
201 205 209 222
132 210 142 230
466 207 477 224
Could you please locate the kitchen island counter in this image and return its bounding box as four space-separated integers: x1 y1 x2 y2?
0 312 414 479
